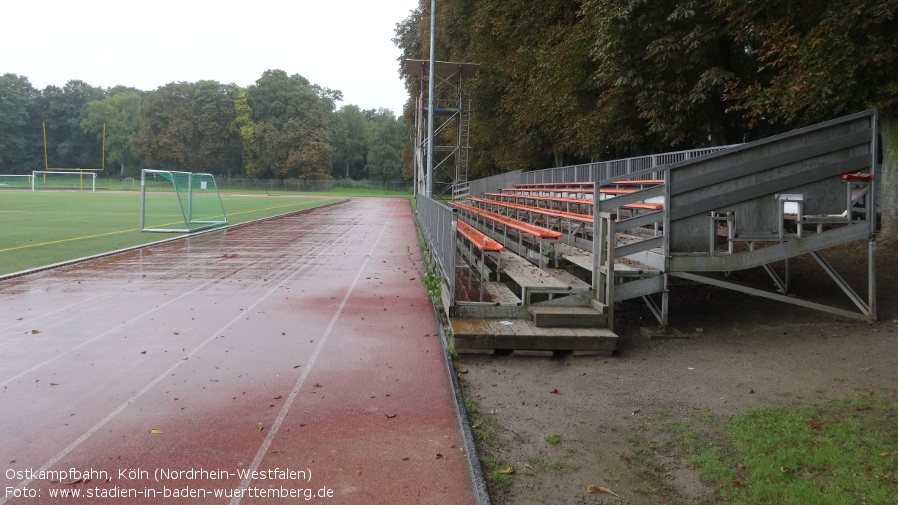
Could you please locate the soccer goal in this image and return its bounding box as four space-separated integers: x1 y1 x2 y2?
32 171 96 192
140 169 228 232
0 174 33 190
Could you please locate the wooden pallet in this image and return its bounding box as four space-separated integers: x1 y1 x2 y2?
449 317 617 355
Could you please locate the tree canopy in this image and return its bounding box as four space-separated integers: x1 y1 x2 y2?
0 71 408 184
395 0 898 240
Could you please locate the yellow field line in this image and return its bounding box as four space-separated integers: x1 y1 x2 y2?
0 228 140 253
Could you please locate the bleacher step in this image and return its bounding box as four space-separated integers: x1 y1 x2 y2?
449 317 617 355
527 305 607 328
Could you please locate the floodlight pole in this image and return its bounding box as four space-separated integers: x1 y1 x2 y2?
426 0 436 198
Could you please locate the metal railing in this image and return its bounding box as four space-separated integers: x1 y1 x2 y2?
415 195 458 316
520 146 740 184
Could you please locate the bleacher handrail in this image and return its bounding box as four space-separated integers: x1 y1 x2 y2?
520 145 741 184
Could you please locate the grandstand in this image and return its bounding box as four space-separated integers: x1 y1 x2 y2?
416 110 881 354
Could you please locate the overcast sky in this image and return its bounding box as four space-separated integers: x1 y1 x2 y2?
1 0 419 115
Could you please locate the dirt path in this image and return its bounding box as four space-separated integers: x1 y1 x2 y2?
457 242 898 504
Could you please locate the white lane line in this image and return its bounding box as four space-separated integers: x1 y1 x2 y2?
0 289 119 333
0 224 324 385
0 278 219 387
229 199 401 505
0 213 354 505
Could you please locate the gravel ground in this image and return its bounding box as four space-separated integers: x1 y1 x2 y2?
455 241 898 504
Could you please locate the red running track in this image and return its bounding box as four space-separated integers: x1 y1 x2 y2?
0 198 476 504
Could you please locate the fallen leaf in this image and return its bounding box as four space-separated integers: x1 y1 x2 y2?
31 329 41 334
496 466 514 475
747 388 755 394
524 463 533 470
402 457 410 461
587 485 618 497
732 479 747 488
550 388 562 394
881 451 896 457
809 419 826 430
385 413 397 418
149 429 162 434
313 383 322 388
257 423 264 432
274 395 282 400
64 478 84 486
631 409 641 416
436 453 444 459
50 383 59 386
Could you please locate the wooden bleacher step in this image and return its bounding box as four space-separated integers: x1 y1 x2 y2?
448 317 618 356
527 305 607 328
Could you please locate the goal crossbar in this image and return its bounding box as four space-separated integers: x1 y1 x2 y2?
32 171 97 192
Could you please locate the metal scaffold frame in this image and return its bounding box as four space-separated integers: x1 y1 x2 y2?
404 60 478 200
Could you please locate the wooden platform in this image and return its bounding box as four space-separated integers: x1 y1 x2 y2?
498 250 591 300
449 317 618 355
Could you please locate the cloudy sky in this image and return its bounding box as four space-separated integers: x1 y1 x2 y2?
1 0 419 114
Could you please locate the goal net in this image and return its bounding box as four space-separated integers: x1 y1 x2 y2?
0 174 33 190
32 171 96 192
140 169 228 232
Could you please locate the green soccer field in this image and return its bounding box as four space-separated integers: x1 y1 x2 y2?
0 191 345 276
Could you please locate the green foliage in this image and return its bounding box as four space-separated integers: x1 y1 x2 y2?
81 91 142 176
331 104 370 179
132 82 197 169
0 74 34 169
366 109 407 182
36 80 106 169
245 70 334 180
544 434 561 445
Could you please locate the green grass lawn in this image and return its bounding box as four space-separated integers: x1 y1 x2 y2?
0 191 346 276
683 397 898 504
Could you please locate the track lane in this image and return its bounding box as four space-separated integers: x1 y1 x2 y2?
0 198 475 504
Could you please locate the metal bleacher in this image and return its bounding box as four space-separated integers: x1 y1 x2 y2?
416 110 881 354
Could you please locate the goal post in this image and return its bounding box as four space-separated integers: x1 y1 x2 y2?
31 171 97 192
0 174 33 190
140 169 228 232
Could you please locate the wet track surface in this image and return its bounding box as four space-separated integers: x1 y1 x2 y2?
0 198 475 504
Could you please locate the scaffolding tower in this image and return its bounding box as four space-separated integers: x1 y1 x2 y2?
404 59 479 199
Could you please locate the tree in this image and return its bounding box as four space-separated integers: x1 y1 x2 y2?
233 88 257 177
332 105 369 179
245 70 334 179
0 74 35 172
37 80 105 169
366 109 406 182
132 82 197 169
81 91 142 176
583 0 748 150
714 0 898 242
193 80 242 176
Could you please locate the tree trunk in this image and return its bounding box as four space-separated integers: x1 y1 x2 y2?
878 112 898 244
